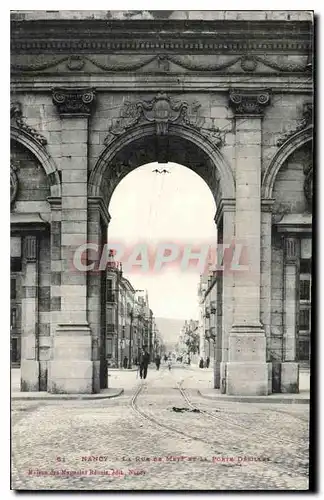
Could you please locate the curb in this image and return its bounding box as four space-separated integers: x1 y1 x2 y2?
12 388 124 401
108 369 138 373
197 390 310 404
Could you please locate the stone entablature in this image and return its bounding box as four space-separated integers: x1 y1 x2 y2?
11 18 312 55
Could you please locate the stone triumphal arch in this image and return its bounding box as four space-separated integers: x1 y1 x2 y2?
10 11 313 395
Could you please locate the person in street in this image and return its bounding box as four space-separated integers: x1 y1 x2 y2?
155 354 161 371
167 356 172 371
139 347 150 380
123 356 128 369
206 356 210 368
164 354 168 363
199 357 204 369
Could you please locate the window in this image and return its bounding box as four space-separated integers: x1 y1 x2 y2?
298 340 310 361
299 309 310 330
11 308 17 328
106 279 115 302
106 338 113 356
11 237 22 272
11 257 22 273
11 338 18 363
107 309 114 324
300 259 311 274
11 278 16 299
300 279 311 301
298 255 311 363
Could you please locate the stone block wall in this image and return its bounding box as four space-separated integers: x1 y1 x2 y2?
11 139 51 217
273 144 311 215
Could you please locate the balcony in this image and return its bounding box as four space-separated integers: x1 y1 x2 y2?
210 301 216 314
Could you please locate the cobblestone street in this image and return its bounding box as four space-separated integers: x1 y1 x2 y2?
11 365 309 491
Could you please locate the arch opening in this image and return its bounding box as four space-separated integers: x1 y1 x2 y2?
89 123 235 204
106 160 218 365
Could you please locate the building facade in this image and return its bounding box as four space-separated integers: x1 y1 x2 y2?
11 10 313 395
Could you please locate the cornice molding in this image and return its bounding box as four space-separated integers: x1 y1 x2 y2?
229 88 271 116
11 19 312 55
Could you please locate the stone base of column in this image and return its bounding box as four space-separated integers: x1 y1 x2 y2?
93 360 101 393
48 324 98 394
220 362 227 394
225 325 270 395
280 362 299 393
20 360 40 392
271 362 299 393
226 362 270 396
214 361 220 389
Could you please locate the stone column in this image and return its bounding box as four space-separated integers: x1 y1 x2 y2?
261 200 274 392
227 89 271 396
21 235 39 391
87 197 110 392
282 236 300 392
48 88 96 394
216 200 235 393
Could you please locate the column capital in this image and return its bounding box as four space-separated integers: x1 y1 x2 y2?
284 236 299 264
229 88 271 117
214 198 235 226
88 196 111 226
261 198 275 213
24 235 38 262
47 196 62 209
52 88 96 117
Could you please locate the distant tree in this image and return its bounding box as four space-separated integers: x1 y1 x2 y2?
184 329 199 355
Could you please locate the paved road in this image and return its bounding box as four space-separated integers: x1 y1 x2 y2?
11 365 309 491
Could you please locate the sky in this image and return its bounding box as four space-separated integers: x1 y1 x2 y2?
108 162 217 320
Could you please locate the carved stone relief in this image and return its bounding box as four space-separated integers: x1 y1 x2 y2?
11 101 47 146
10 161 19 205
104 93 222 147
276 102 313 147
303 158 313 209
11 53 310 74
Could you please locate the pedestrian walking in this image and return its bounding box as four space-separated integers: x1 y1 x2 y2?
155 354 161 371
206 356 210 368
167 356 172 371
139 347 150 380
123 356 128 369
199 357 204 369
